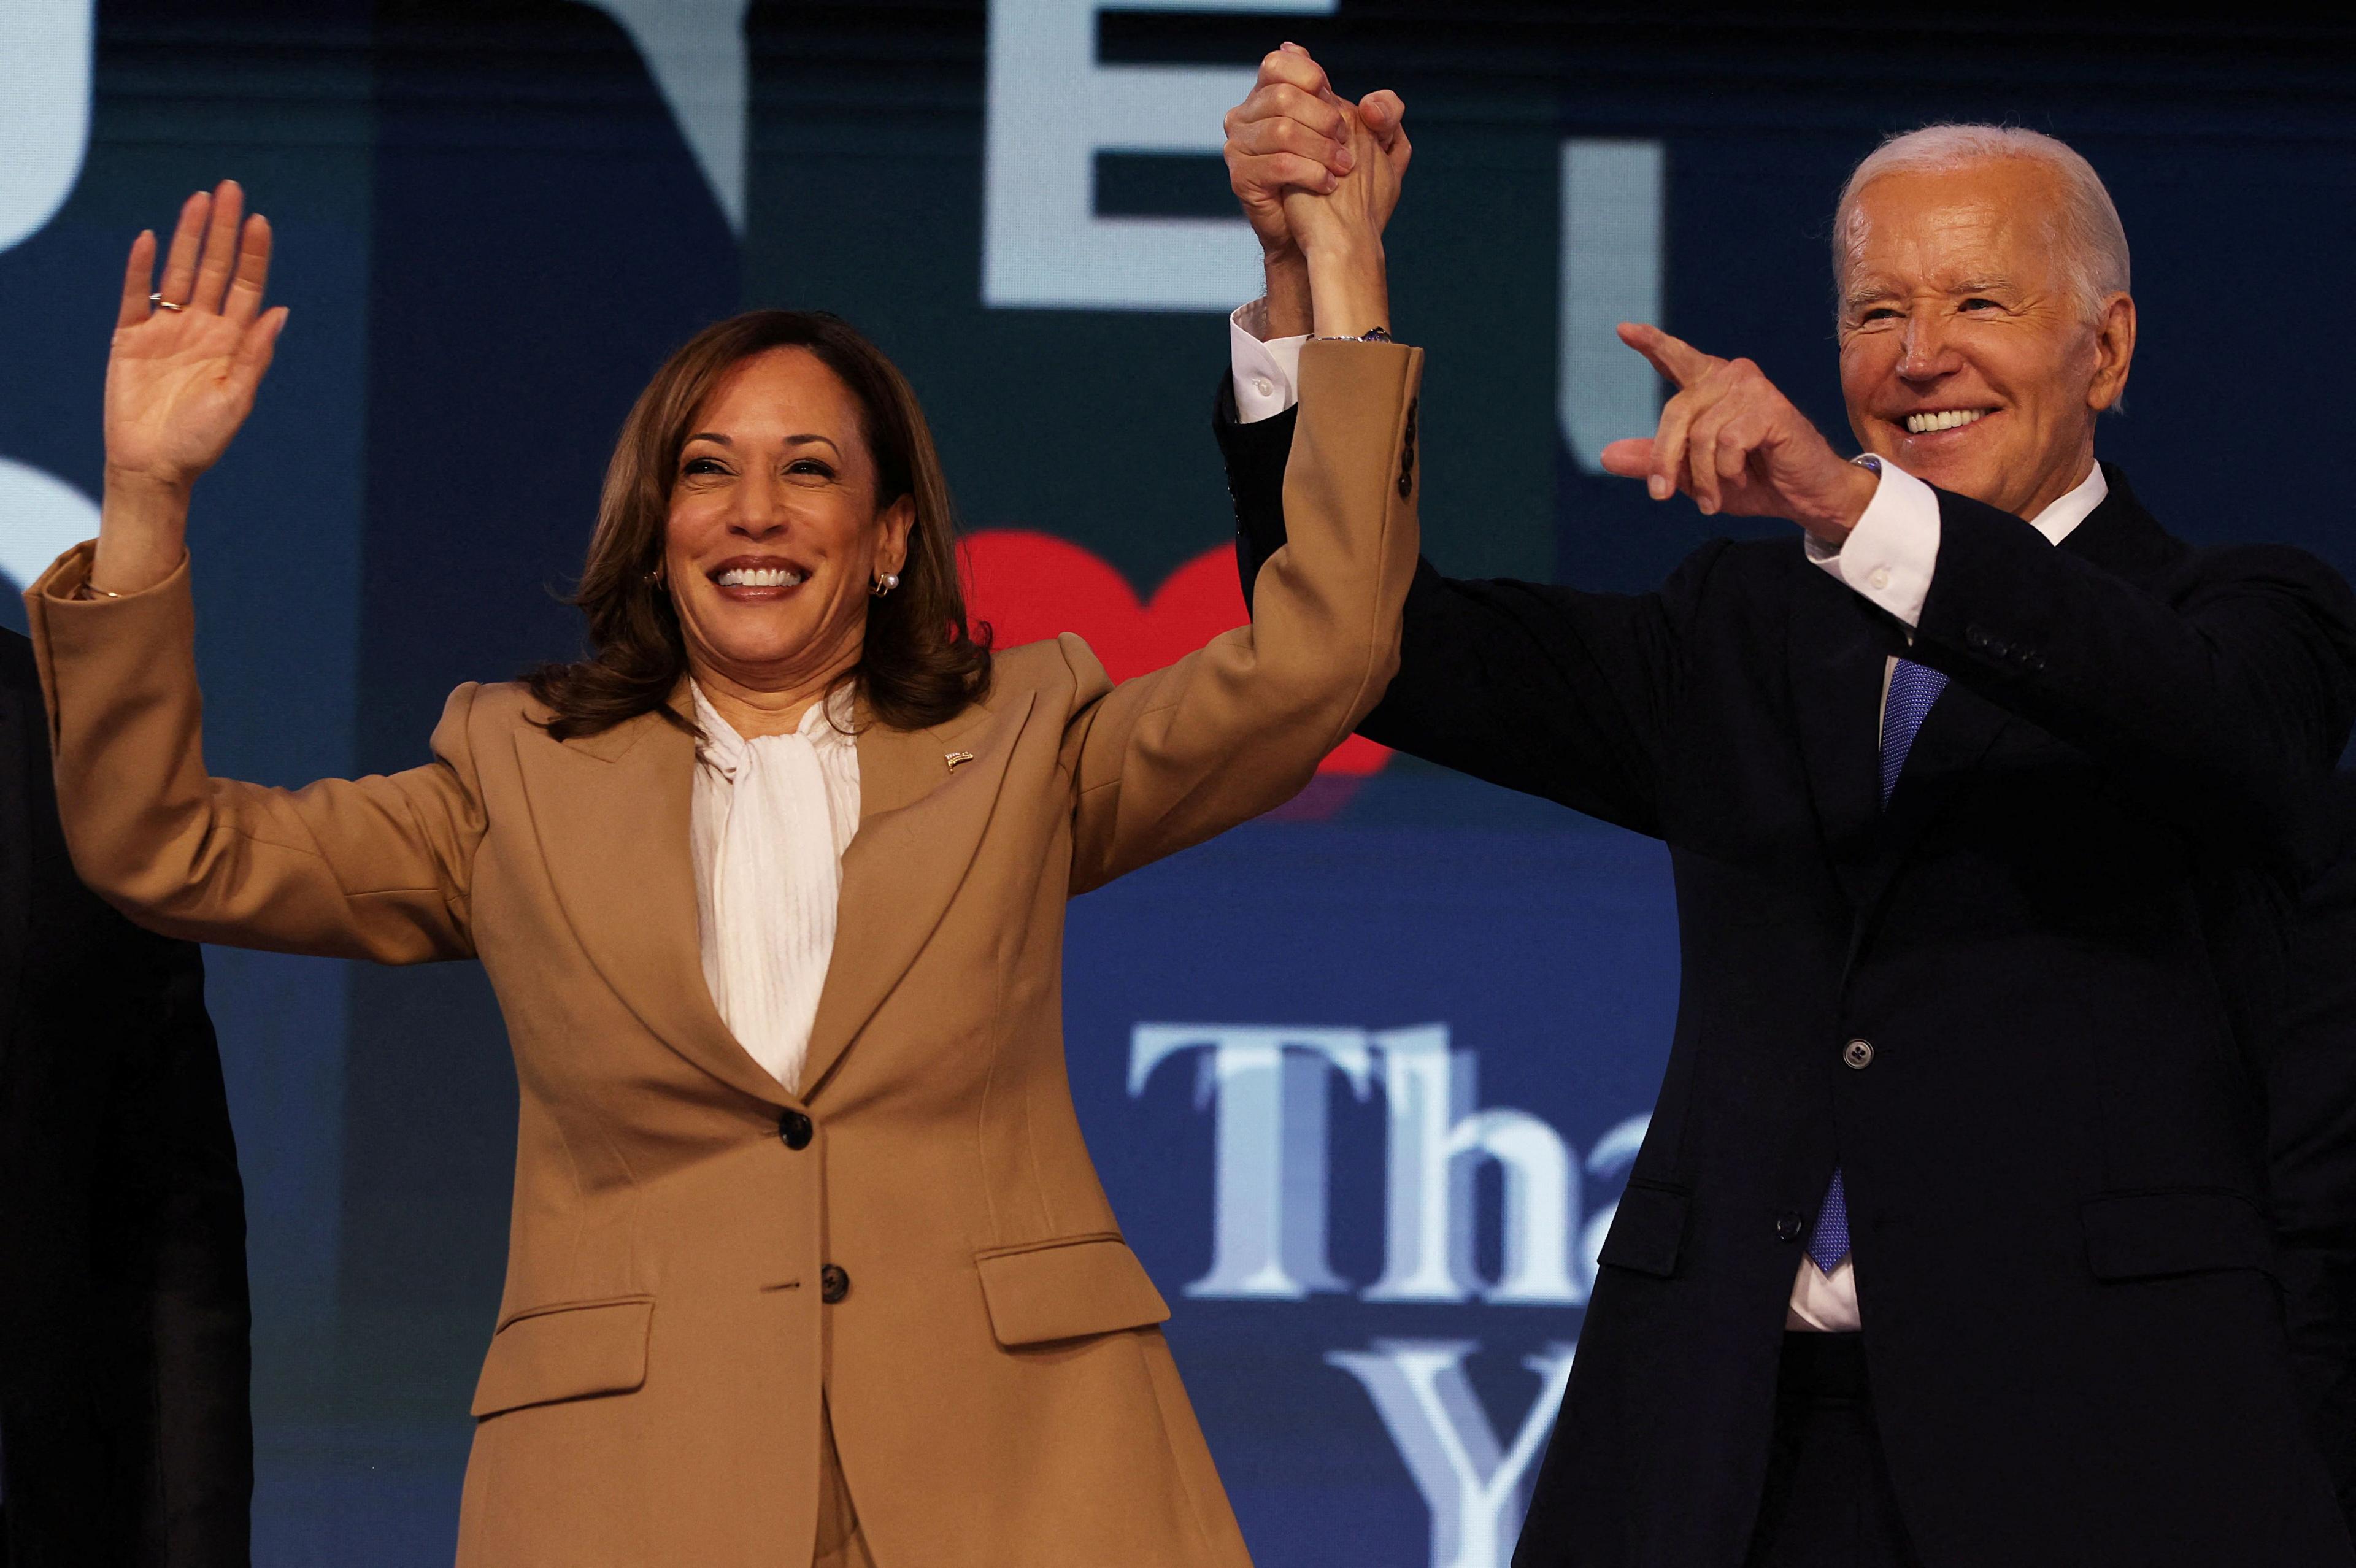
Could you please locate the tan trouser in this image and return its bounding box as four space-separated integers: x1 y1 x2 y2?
814 1404 876 1568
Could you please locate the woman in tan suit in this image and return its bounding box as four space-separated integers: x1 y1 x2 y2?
31 102 1415 1568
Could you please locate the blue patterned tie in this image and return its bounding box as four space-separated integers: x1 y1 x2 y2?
1808 656 1948 1274
1877 658 1950 808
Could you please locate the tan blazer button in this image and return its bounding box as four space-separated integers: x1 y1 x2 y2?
820 1264 850 1304
1842 1038 1875 1069
778 1110 814 1150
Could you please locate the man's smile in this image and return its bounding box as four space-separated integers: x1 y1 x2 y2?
1901 407 1991 435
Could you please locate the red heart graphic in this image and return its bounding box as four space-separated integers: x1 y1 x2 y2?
957 529 1391 777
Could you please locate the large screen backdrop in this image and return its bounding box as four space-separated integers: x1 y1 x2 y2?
5 4 2356 1563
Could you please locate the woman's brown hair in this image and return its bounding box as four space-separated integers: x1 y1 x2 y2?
526 310 991 740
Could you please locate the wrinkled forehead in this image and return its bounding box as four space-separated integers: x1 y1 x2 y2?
1838 161 2072 296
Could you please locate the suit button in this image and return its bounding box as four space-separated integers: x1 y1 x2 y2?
1966 625 1991 651
1842 1037 1875 1069
777 1110 813 1150
820 1264 850 1304
1775 1211 1804 1243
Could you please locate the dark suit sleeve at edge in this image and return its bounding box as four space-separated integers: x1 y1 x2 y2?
1215 372 1698 837
0 624 253 1563
1914 488 2356 836
2270 772 2356 1531
114 937 254 1564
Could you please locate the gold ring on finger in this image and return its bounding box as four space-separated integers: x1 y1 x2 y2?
149 292 187 313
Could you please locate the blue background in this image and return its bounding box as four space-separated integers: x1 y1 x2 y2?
6 5 2356 1564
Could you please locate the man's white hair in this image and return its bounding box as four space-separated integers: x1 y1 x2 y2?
1834 124 2131 320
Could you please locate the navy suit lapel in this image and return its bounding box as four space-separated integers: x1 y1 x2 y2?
1787 564 1898 913
1839 467 2165 963
1843 680 2017 963
2054 467 2178 582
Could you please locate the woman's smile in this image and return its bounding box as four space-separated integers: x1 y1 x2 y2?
709 553 812 599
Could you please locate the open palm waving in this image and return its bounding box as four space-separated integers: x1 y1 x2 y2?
94 180 287 594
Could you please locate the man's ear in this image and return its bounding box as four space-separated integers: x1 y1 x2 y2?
2088 292 2136 414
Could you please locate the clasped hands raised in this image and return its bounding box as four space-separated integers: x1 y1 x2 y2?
1225 47 1875 544
1224 45 1407 298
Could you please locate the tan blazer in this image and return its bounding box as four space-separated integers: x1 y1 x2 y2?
29 340 1421 1567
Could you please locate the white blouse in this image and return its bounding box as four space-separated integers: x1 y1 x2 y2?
688 682 862 1093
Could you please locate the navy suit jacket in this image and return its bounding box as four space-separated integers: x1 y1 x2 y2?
2275 770 2356 1539
1221 389 2356 1567
0 626 251 1566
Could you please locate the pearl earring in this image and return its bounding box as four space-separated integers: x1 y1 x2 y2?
871 572 900 597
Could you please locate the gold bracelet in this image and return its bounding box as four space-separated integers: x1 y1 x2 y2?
74 580 127 601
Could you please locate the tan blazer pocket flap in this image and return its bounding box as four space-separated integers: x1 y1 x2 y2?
974 1234 1171 1347
471 1294 654 1418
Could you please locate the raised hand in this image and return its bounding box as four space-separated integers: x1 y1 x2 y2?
1225 44 1410 337
1282 104 1401 261
1600 324 1876 545
1277 102 1401 340
91 180 287 596
106 181 287 491
1225 45 1409 264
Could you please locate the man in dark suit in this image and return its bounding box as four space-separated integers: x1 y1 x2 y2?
2276 770 2356 1540
1220 50 2356 1568
0 623 251 1566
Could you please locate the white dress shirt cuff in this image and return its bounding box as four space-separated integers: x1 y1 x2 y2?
1230 299 1308 425
1803 459 1941 628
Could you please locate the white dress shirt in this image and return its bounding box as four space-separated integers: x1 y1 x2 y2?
1231 299 1309 425
689 682 862 1094
1232 307 2112 1331
1810 455 2109 629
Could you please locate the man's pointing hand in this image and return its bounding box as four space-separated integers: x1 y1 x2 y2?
1600 323 1878 547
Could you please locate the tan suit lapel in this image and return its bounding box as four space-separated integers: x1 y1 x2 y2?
515 702 791 1110
799 692 1036 1099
